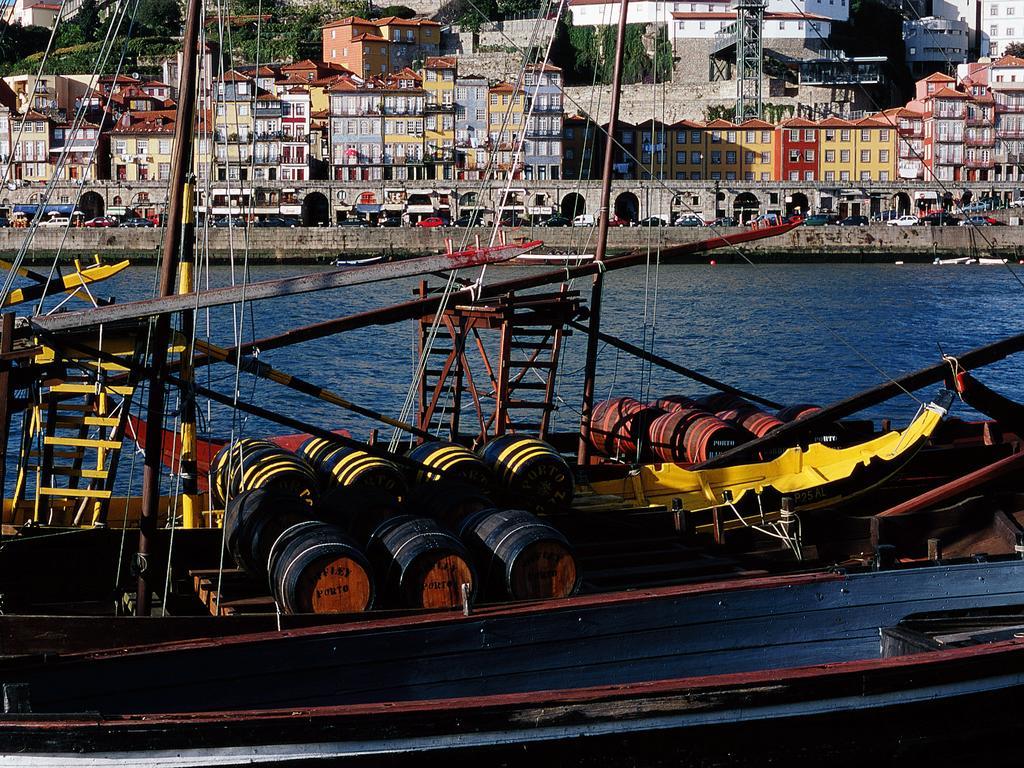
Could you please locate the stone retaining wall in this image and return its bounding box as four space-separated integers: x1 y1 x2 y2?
6 225 1023 264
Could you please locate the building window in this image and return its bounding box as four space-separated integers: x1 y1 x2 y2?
691 151 701 163
825 149 835 162
726 150 737 163
860 149 870 162
840 149 850 162
804 149 814 161
880 149 889 162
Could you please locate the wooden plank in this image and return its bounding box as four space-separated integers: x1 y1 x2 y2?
48 467 108 479
43 436 121 449
30 243 542 333
49 383 134 395
37 487 112 499
54 416 121 428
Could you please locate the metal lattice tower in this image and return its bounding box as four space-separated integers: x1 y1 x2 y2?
734 0 767 121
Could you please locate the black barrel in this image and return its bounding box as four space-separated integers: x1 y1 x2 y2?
479 435 574 513
268 520 374 614
458 508 579 601
223 487 313 578
407 441 491 488
318 484 404 544
211 438 318 507
298 438 407 497
367 516 477 609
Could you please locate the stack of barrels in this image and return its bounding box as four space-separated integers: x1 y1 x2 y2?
588 393 830 464
211 431 581 614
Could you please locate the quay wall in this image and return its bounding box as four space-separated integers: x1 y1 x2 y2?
4 225 1023 264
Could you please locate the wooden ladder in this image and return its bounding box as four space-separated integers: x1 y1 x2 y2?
28 338 142 526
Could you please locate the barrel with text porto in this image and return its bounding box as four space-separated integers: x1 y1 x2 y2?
267 520 374 614
408 441 491 488
589 397 662 459
298 437 408 497
223 486 313 578
457 508 579 601
776 403 822 422
479 435 574 513
210 438 318 507
367 515 477 608
776 402 842 447
646 406 745 463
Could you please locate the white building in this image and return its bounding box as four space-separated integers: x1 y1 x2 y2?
11 0 60 28
980 0 1024 57
671 9 831 44
932 0 980 52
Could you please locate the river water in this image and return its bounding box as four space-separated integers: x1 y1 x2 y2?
9 259 1024 491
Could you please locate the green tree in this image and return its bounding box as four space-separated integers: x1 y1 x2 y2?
75 0 102 42
135 0 183 37
1005 41 1024 57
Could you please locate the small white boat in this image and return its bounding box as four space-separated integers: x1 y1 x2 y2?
333 256 385 266
978 257 1009 265
933 256 978 265
509 252 595 266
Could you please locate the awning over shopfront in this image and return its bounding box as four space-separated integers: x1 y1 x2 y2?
14 204 76 215
356 203 382 214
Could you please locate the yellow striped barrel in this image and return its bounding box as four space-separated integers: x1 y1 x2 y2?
480 435 573 513
407 441 491 488
298 438 407 497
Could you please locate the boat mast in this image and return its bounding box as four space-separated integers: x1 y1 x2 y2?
136 0 202 614
577 0 630 465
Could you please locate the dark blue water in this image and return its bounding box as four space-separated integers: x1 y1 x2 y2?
11 260 1024 492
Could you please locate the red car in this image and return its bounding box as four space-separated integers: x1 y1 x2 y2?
608 216 630 227
415 217 446 228
84 216 118 227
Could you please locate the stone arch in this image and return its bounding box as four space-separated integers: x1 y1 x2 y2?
892 192 911 215
79 190 104 219
614 191 640 222
733 192 759 223
301 191 330 227
786 192 809 217
459 191 479 208
112 195 123 206
561 192 585 219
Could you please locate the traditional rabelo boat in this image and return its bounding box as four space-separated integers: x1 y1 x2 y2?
5 0 1024 761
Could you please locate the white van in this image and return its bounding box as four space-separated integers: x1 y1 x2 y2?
572 214 596 227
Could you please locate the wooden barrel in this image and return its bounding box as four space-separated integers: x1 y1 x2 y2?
696 392 746 412
223 487 313 578
646 407 706 462
367 516 476 609
298 438 408 497
211 439 318 507
682 414 746 463
268 521 374 614
776 403 822 422
714 403 784 438
458 508 579 601
319 484 404 543
209 438 271 507
590 397 663 459
414 481 494 530
479 435 574 513
407 441 490 488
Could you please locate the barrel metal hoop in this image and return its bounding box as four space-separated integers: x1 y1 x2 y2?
278 541 349 612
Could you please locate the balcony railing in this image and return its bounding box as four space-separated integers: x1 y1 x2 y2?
966 115 991 126
964 157 994 168
525 129 561 138
898 125 923 136
996 128 1024 138
996 102 1024 113
934 134 964 143
965 134 994 146
424 102 455 113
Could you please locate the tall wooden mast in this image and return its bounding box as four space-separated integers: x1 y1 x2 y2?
577 0 630 465
136 0 202 614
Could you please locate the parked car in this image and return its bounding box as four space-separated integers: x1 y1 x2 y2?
886 215 920 227
919 212 961 226
499 214 529 227
802 214 838 226
0 217 9 228
707 216 738 227
607 216 630 227
416 216 447 228
213 216 247 228
121 217 154 228
379 216 403 228
837 215 870 227
452 213 483 227
961 200 995 213
39 216 70 228
572 214 596 227
1010 197 1024 208
339 217 369 228
541 215 572 227
960 215 1002 227
673 214 705 227
84 216 118 228
254 216 298 227
635 216 668 227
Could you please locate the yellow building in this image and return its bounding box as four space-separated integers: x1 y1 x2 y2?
11 110 53 182
195 69 257 183
488 81 525 179
817 117 856 183
422 56 456 181
671 120 706 180
703 119 743 181
853 116 896 182
110 115 175 182
737 119 774 181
